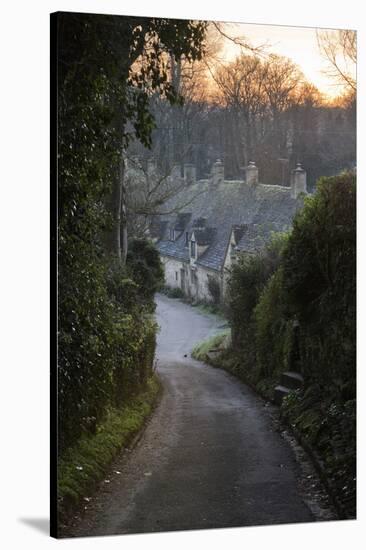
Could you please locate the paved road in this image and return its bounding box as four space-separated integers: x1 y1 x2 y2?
65 294 314 537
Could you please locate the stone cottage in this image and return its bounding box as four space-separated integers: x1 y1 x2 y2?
150 160 307 303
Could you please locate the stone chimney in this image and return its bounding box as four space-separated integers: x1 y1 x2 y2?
291 163 307 199
246 161 259 186
184 163 196 184
211 159 224 185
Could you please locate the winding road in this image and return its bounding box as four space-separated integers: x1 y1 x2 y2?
65 294 318 537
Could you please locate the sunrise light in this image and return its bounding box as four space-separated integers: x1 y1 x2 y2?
218 21 356 99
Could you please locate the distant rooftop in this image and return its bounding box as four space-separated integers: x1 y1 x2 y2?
155 179 304 272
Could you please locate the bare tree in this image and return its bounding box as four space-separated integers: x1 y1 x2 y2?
317 29 356 92
124 156 207 237
214 55 268 166
105 19 208 265
213 54 302 170
262 54 303 116
126 26 356 197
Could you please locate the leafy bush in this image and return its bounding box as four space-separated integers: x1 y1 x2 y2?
282 172 356 387
160 286 185 299
58 254 158 451
58 376 160 524
281 386 356 517
254 268 293 380
227 173 355 392
207 275 221 305
227 232 288 350
127 238 164 311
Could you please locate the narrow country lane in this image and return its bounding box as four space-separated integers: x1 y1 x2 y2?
65 294 316 537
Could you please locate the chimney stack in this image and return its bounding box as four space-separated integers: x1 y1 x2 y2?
211 159 224 185
291 163 307 199
246 161 258 186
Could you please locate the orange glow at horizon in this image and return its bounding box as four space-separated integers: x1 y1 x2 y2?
216 21 355 99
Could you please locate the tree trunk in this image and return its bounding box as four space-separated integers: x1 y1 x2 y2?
110 160 123 262
120 157 128 265
108 154 128 265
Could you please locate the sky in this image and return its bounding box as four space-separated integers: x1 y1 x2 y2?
219 21 354 98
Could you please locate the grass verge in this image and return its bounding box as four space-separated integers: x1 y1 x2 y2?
58 375 161 523
191 331 230 361
159 287 225 318
191 302 225 318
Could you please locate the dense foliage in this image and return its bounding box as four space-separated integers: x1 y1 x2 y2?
57 13 206 452
224 172 356 515
127 239 165 310
227 172 355 388
207 275 221 305
228 232 287 353
58 377 160 527
282 173 356 388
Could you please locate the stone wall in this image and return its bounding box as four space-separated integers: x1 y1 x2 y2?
161 255 222 303
194 264 221 302
161 256 185 290
222 237 236 300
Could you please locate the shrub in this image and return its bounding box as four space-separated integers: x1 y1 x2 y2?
58 243 159 452
254 267 293 380
226 173 355 391
227 232 288 350
160 286 185 299
127 239 164 310
207 275 221 305
282 172 356 387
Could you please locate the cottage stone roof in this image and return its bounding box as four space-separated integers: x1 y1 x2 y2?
155 180 304 272
193 227 217 246
235 221 287 253
174 212 192 231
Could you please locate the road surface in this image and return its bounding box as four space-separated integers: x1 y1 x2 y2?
64 294 317 537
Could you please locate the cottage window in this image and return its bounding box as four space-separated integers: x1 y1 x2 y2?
185 232 189 247
190 240 196 258
170 228 175 241
175 271 178 281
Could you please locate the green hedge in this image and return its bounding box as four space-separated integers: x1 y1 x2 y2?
58 376 161 524
254 268 293 380
227 232 288 382
282 172 356 389
227 172 355 391
58 251 161 453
